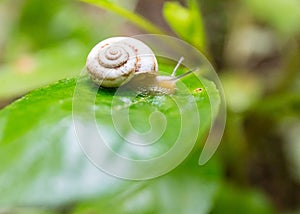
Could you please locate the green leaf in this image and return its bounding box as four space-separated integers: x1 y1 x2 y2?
116 176 216 214
73 162 221 214
0 78 131 206
0 69 220 206
163 0 206 50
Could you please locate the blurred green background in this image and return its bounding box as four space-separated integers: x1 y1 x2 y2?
0 0 300 213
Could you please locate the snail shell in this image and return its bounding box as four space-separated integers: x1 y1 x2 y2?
86 37 158 87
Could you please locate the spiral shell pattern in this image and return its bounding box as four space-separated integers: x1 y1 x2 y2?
86 37 158 87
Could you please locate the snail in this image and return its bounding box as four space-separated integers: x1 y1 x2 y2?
86 37 193 94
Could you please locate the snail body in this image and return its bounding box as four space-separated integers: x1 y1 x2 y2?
86 37 184 94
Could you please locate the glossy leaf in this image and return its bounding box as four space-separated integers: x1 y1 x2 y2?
0 71 220 206
72 162 221 214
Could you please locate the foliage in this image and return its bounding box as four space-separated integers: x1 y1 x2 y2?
0 69 221 212
0 0 299 213
163 0 206 50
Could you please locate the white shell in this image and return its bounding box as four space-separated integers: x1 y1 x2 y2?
86 37 158 87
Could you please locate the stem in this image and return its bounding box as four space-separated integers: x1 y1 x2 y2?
81 0 167 35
